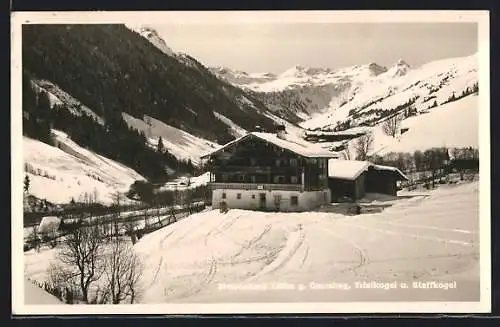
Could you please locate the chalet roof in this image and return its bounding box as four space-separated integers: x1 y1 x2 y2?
328 159 409 181
328 159 371 180
200 132 339 159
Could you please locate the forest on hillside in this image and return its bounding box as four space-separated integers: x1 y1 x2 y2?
22 24 278 145
22 73 195 182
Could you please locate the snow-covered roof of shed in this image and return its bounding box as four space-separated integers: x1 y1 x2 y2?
328 159 370 180
328 160 409 181
201 132 339 159
371 164 409 181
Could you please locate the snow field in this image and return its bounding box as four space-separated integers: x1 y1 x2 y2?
23 172 480 304
133 181 478 303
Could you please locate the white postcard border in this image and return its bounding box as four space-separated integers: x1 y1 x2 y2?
11 10 491 315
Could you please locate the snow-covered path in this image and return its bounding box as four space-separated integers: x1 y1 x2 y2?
133 182 480 303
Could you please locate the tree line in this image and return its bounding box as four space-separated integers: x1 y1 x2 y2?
340 130 479 188
370 146 479 188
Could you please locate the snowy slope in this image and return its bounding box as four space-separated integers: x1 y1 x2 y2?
121 113 218 165
213 112 247 138
371 95 479 155
24 181 480 303
24 279 64 305
32 79 105 125
23 130 146 205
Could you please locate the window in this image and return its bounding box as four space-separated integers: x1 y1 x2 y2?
221 173 228 182
237 174 245 182
274 195 282 205
250 175 256 183
290 158 298 166
275 159 281 167
251 194 256 199
291 196 299 206
237 193 242 199
222 193 227 199
250 158 257 166
291 176 298 184
273 175 285 184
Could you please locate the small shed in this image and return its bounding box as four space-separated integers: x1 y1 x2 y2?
365 164 408 196
328 160 409 201
328 160 370 201
38 216 61 235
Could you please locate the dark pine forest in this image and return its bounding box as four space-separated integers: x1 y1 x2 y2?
22 24 280 182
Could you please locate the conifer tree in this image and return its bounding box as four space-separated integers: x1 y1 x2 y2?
157 136 164 153
24 175 30 194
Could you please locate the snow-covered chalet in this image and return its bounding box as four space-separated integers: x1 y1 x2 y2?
200 131 339 212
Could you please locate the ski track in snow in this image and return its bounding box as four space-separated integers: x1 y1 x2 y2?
136 181 479 302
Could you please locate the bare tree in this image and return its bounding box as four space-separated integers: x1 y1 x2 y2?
382 114 403 138
57 224 105 303
423 148 447 188
353 132 374 161
413 150 424 172
124 221 138 245
340 143 355 160
153 196 163 227
111 191 123 239
143 207 149 231
46 223 59 249
28 225 41 252
102 239 144 304
46 262 79 303
184 189 195 215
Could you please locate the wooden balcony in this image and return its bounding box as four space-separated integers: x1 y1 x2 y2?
211 165 301 175
208 182 303 192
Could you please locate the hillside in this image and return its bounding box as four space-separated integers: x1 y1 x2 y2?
210 54 478 130
22 24 279 146
371 94 479 155
121 112 218 165
23 130 145 205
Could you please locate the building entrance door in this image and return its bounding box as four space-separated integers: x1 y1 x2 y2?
259 193 266 210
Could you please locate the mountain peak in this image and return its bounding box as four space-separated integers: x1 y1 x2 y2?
126 25 176 57
366 62 388 76
395 58 410 68
386 58 410 77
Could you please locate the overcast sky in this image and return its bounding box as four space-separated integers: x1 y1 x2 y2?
151 23 477 74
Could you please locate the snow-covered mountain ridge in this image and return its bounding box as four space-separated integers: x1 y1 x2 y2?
210 53 478 130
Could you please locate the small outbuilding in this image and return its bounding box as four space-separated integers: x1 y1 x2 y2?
38 216 61 235
365 164 408 196
328 160 408 201
328 160 370 201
